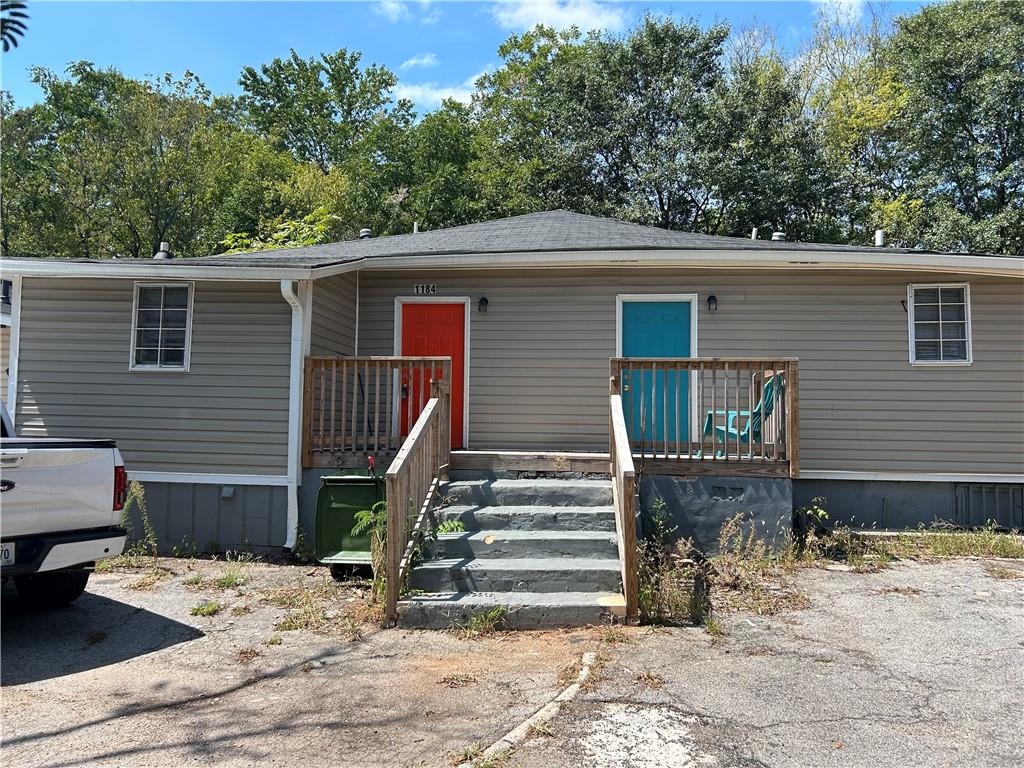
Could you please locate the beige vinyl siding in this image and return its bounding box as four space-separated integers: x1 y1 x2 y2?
1 324 9 399
358 268 1024 475
310 273 356 356
15 278 291 474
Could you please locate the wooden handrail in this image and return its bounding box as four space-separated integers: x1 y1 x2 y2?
609 392 639 623
382 362 452 625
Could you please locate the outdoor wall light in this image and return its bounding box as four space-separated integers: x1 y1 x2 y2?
478 297 489 313
707 295 718 312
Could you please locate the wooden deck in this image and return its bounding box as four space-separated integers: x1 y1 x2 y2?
303 356 799 480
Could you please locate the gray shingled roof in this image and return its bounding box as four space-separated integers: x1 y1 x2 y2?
8 210 1018 268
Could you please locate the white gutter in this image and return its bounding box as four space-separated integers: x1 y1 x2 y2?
5 275 22 420
1 258 317 281
326 248 1023 279
280 278 309 552
4 247 1021 281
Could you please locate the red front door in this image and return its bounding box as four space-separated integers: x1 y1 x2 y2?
400 302 465 449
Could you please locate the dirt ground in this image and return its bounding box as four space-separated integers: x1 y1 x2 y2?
3 557 1023 768
1 557 605 768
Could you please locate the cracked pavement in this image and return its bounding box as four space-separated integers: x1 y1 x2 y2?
508 559 1024 768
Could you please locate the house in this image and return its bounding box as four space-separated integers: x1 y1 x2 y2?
3 211 1022 565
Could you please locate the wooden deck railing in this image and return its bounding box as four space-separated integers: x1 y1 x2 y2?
610 358 799 478
384 377 452 625
303 356 452 467
609 393 640 624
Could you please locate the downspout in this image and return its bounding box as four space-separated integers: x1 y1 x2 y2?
280 278 308 551
5 275 23 422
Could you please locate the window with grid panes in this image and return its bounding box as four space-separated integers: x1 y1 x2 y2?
909 284 971 364
131 283 192 370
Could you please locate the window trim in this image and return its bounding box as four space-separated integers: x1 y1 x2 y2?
129 281 194 372
907 282 972 366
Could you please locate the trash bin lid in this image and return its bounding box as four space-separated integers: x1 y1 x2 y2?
320 474 382 485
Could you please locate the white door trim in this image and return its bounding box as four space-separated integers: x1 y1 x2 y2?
393 296 471 449
615 293 699 357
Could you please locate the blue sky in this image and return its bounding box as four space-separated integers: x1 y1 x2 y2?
3 0 928 112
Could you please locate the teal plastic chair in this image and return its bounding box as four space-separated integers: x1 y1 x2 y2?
701 373 785 447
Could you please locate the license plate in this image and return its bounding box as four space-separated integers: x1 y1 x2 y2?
0 542 13 567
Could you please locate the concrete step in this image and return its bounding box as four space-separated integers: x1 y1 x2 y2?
428 530 619 560
408 557 622 593
439 478 613 508
436 505 617 532
398 591 626 630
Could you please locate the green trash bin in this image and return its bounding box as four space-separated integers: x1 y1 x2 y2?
314 473 385 567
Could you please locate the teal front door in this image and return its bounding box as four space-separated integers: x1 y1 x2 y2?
621 300 692 446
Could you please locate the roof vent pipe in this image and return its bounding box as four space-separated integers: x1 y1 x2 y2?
874 229 886 247
153 241 172 259
751 227 758 240
771 232 786 242
359 228 372 240
413 221 419 234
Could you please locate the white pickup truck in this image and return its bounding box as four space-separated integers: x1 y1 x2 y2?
1 403 127 607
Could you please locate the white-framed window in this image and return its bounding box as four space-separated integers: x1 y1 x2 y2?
907 283 972 365
129 282 194 371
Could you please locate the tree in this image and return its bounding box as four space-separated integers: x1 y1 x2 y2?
239 49 408 172
707 51 840 241
885 0 1024 254
1 63 296 258
1 0 28 52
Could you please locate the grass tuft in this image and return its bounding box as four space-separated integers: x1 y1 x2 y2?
440 673 477 688
126 567 172 591
635 670 665 688
451 741 486 765
190 600 222 617
234 647 262 664
453 606 507 639
702 615 727 639
600 627 636 645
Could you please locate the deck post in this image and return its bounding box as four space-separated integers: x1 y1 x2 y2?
787 360 800 478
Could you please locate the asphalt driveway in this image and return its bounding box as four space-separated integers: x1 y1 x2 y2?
507 559 1024 768
3 557 1022 768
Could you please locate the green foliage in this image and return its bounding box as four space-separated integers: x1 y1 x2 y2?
637 499 708 625
3 2 1020 258
435 519 467 535
190 600 222 617
454 606 508 638
352 501 388 598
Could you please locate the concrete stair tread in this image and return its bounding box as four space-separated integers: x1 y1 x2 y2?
441 478 613 490
439 479 613 508
415 557 621 572
400 591 626 608
438 504 616 515
397 590 626 629
435 530 617 542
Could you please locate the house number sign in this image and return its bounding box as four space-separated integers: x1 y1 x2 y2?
414 284 437 295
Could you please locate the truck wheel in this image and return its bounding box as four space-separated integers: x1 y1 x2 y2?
14 569 90 608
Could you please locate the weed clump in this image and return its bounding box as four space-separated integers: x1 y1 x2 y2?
453 606 507 638
190 601 222 617
637 501 709 626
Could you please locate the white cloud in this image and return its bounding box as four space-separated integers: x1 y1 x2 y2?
400 52 440 70
372 0 409 22
372 0 440 25
813 0 865 24
491 0 627 32
394 70 488 110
